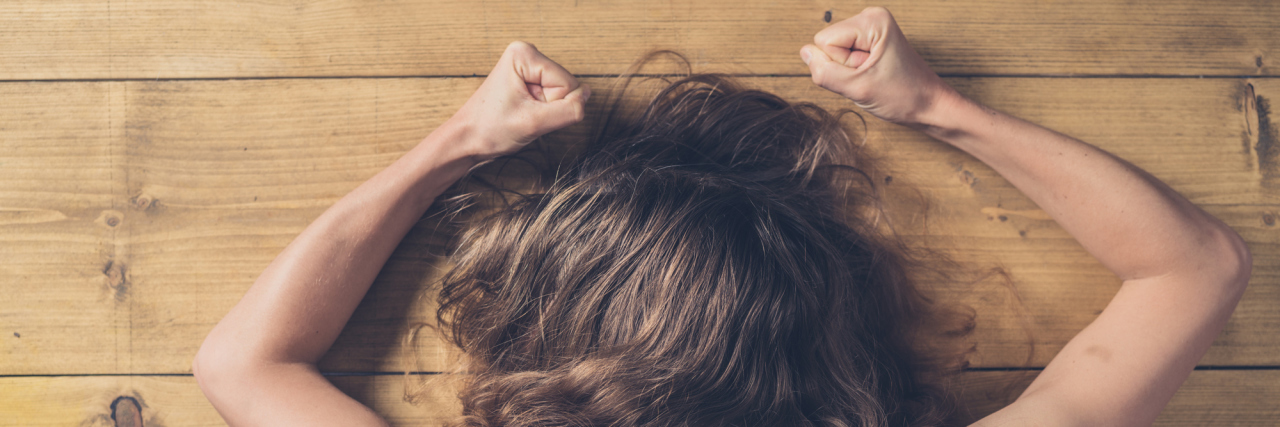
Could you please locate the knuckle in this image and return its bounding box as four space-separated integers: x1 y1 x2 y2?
810 65 829 85
507 40 533 53
814 28 839 46
813 28 830 44
864 6 890 18
848 84 871 101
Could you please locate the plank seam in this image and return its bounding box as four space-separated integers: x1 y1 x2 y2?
0 74 1278 84
5 366 1278 377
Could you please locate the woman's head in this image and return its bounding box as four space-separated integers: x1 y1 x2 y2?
433 70 971 426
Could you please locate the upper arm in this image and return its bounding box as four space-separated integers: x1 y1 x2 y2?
974 228 1251 427
193 358 390 427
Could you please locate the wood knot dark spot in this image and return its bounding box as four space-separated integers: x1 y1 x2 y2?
1018 230 1027 237
823 10 832 22
110 396 144 427
103 260 130 302
958 170 978 187
12 332 18 338
883 175 893 184
96 210 125 228
1258 56 1265 68
1264 212 1276 226
998 215 1008 222
133 194 156 211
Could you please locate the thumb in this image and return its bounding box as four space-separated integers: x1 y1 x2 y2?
530 84 590 135
801 45 854 92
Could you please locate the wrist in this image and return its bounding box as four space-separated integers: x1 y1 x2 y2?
424 118 489 166
381 121 484 212
911 88 977 140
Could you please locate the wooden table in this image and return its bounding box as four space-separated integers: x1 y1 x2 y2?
1 0 1277 425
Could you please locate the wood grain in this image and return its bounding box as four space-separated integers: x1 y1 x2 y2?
0 0 1275 80
2 371 1276 426
2 77 1277 375
0 374 458 426
0 82 128 374
951 370 1280 426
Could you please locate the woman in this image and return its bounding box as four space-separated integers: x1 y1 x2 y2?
193 7 1251 426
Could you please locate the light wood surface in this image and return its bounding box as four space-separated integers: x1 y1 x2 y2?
1 371 1275 426
2 1 1277 424
4 77 1277 374
1 0 1276 80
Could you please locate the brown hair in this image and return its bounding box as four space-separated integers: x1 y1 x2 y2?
428 59 977 426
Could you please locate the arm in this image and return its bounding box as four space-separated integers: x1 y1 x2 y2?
192 41 588 426
802 8 1251 426
926 84 1250 427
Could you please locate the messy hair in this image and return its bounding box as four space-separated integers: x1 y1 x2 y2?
427 57 977 426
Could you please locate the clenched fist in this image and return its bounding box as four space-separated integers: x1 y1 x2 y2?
801 7 957 128
448 41 591 162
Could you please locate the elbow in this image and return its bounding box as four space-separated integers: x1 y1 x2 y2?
192 333 249 402
191 354 219 405
192 338 226 398
1218 226 1249 294
1206 223 1252 295
192 344 220 386
193 337 262 420
193 336 264 413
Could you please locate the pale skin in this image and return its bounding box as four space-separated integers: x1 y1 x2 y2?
194 8 1251 426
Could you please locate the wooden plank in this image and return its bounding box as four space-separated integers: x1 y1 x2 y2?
2 370 1277 425
0 374 458 426
916 204 1280 368
951 370 1280 425
2 76 1277 374
118 79 475 374
0 0 1276 80
0 82 129 374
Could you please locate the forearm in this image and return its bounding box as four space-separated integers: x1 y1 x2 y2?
918 91 1248 282
197 120 479 367
191 42 586 426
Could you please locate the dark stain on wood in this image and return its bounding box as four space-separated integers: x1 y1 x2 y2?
959 169 978 187
1257 92 1277 183
110 396 143 427
1242 82 1280 187
1254 94 1274 173
1264 212 1276 227
1242 82 1258 165
103 260 130 302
